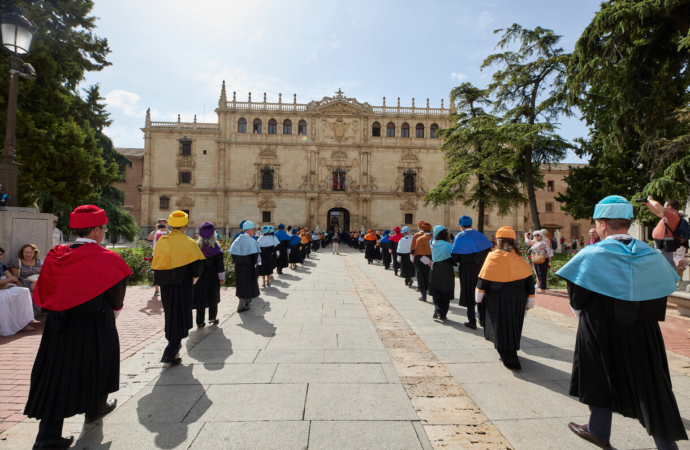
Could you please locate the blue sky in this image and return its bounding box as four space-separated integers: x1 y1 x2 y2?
85 0 603 163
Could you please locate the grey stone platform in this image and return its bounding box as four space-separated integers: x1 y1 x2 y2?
2 245 690 449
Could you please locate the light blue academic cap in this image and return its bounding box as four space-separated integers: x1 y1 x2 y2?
593 195 634 220
243 221 255 230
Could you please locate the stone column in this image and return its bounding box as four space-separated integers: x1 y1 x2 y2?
216 140 227 224
141 129 153 228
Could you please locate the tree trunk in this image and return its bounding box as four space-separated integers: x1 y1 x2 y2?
524 145 541 230
477 176 485 233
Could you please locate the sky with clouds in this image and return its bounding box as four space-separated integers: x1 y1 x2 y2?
84 0 603 163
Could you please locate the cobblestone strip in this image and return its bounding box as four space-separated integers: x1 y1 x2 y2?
343 257 512 450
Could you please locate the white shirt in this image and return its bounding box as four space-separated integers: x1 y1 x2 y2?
75 238 99 244
606 234 632 241
52 227 63 247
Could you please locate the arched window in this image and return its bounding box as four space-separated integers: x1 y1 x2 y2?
261 171 274 190
298 120 307 135
386 122 395 137
404 175 416 193
268 119 277 134
372 121 381 137
283 119 292 135
159 195 170 210
238 118 247 133
430 123 439 138
415 123 424 138
253 118 262 134
401 123 410 138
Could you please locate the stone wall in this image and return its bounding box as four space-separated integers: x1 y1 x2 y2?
113 149 143 224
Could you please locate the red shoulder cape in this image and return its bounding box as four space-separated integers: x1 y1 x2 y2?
33 244 132 311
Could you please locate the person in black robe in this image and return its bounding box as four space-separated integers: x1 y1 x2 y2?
380 230 392 269
274 224 290 274
230 221 261 312
557 196 687 449
288 229 302 270
193 222 225 327
257 225 276 287
452 216 493 330
476 226 535 371
397 227 415 286
363 230 377 264
429 225 455 321
412 222 433 302
389 227 404 276
152 211 206 364
312 232 320 252
26 205 132 450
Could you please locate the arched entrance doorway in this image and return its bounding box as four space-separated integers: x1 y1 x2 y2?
328 208 350 233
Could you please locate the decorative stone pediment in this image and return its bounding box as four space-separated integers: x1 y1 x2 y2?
331 149 348 159
176 195 195 207
176 155 196 169
258 146 277 160
307 89 372 114
402 151 419 162
257 196 277 209
400 198 418 211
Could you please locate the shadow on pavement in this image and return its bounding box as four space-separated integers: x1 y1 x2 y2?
262 289 289 300
139 297 164 316
237 299 277 337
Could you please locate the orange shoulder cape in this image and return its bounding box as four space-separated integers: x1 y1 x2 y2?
478 250 533 283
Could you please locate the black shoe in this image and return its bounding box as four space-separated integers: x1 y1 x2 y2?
197 323 205 328
237 306 250 313
432 312 439 319
464 322 477 330
418 297 427 302
247 298 253 304
439 316 447 321
33 436 75 450
85 398 118 423
160 356 182 365
502 361 522 371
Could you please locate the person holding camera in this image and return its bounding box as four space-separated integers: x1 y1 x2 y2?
641 197 688 269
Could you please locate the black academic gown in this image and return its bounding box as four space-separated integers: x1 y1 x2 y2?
258 246 274 276
381 241 392 269
192 253 224 310
277 240 289 270
233 253 260 299
454 250 490 325
24 276 127 421
415 255 431 294
390 241 399 273
478 275 534 355
567 281 687 441
430 256 455 317
364 240 377 262
400 252 416 279
154 260 204 341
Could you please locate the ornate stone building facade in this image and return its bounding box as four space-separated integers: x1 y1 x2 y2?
137 84 590 237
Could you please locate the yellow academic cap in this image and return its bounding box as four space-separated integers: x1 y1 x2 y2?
168 210 189 227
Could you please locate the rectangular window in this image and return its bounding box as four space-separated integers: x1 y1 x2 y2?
262 211 271 222
386 127 395 137
298 124 307 135
571 226 580 240
405 214 413 225
268 123 277 134
547 180 554 192
181 142 191 156
484 214 490 226
180 171 191 184
372 127 381 137
401 127 410 138
546 202 554 212
182 210 190 222
283 124 292 135
238 122 247 133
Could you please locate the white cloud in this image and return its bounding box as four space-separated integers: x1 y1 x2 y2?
450 72 468 82
105 90 147 118
476 11 494 31
103 124 144 148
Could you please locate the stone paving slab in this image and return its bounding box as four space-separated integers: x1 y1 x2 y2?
308 421 424 450
305 383 418 421
188 421 310 450
272 363 388 383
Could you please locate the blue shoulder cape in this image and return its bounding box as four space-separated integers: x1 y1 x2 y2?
556 238 679 301
289 235 302 246
230 233 261 256
379 236 390 244
232 231 244 243
432 239 453 262
274 229 290 242
451 230 493 255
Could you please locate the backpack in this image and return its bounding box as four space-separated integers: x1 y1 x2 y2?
676 217 690 243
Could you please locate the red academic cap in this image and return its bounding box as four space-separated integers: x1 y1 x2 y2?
394 226 401 232
70 205 108 229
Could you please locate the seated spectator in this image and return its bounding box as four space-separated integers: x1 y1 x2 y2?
0 246 37 336
9 244 43 293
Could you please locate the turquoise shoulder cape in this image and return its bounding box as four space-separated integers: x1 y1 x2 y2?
229 233 261 256
451 230 494 255
556 238 679 301
432 239 453 261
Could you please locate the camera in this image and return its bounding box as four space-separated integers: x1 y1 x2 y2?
634 198 648 203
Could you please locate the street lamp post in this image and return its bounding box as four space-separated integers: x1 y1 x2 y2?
0 7 36 207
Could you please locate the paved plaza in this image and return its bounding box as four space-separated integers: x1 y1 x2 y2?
2 246 690 449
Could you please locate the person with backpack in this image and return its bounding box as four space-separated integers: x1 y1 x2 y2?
642 197 690 270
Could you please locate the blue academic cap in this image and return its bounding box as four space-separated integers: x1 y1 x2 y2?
458 215 472 227
593 196 634 220
262 225 270 233
433 225 446 238
402 226 410 233
278 223 285 229
243 221 255 230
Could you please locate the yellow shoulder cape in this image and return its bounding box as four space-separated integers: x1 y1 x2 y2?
151 230 206 270
478 250 533 283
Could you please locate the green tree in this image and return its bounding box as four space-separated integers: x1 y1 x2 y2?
424 83 528 232
558 0 690 218
481 24 572 229
0 1 118 206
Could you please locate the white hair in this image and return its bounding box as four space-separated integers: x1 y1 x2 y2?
533 229 549 237
197 235 218 250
